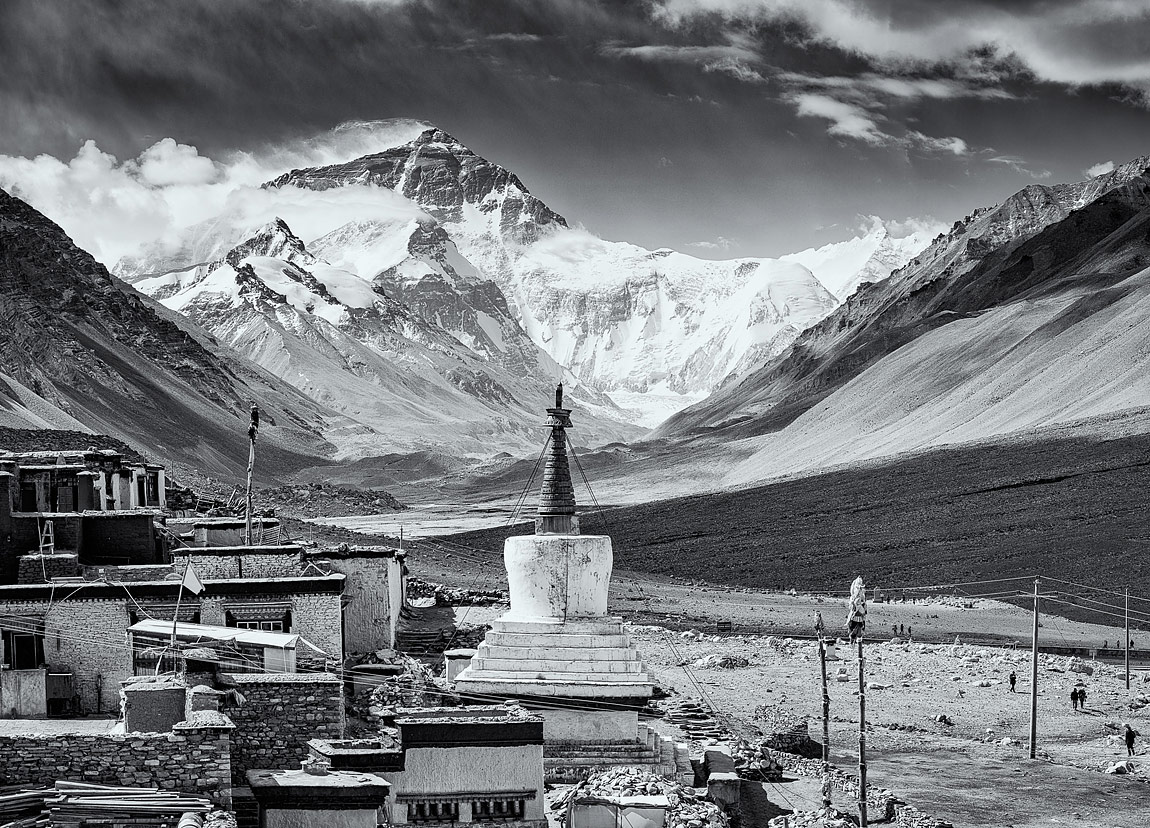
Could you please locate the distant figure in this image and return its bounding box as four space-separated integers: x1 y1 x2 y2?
1125 723 1140 756
899 623 905 636
1009 671 1017 692
1071 688 1079 710
907 626 912 638
1079 687 1088 710
892 624 898 637
1103 640 1108 651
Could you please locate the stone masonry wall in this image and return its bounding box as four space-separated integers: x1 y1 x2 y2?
222 673 344 782
327 557 391 654
0 715 233 805
0 596 131 714
18 553 79 583
170 550 301 580
196 591 342 659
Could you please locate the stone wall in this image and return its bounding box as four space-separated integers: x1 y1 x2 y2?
171 548 301 580
91 564 177 582
18 552 79 583
196 589 342 659
0 596 132 714
222 673 344 782
325 556 393 654
0 713 234 804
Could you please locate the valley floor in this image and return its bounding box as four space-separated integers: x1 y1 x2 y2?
400 545 1150 828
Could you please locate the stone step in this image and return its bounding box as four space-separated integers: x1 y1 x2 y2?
453 676 653 699
546 746 658 759
493 618 627 636
485 631 632 649
470 657 646 674
456 669 652 685
477 643 639 661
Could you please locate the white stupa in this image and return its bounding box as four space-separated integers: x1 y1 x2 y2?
454 387 686 778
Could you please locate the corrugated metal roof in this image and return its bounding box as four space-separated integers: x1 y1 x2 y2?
128 619 299 649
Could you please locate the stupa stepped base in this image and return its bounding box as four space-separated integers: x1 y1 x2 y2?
542 724 694 784
454 615 653 702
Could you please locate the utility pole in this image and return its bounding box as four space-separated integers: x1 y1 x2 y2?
1126 587 1131 691
244 403 259 546
815 612 831 809
847 576 868 827
1029 578 1040 759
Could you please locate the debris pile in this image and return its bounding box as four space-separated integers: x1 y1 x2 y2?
256 483 405 518
551 768 727 828
727 738 783 781
407 578 506 606
767 807 856 827
693 654 749 669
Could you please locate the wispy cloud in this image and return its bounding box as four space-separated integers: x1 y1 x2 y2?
654 0 1150 103
686 236 735 250
1084 160 1116 177
787 92 971 155
602 33 765 82
988 155 1051 180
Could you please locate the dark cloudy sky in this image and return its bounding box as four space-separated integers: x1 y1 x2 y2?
3 0 1150 258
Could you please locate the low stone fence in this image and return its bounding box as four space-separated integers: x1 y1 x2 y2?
222 672 344 781
0 712 234 805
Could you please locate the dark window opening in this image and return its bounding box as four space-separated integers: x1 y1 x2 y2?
410 802 459 824
472 799 526 823
1 618 46 669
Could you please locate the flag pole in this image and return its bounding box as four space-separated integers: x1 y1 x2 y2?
245 404 259 546
847 576 868 827
161 577 186 675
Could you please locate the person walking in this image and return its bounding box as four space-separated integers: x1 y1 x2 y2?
1079 687 1088 711
1070 688 1080 710
1125 723 1139 756
1009 671 1017 692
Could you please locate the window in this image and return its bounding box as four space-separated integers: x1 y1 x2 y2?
409 802 459 824
1 617 46 669
472 799 526 823
235 620 285 632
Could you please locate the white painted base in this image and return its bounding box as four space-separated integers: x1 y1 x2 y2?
541 709 638 743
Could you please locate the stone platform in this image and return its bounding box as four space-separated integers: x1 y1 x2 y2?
457 617 652 703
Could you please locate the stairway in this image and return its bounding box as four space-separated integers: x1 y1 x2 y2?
543 722 693 785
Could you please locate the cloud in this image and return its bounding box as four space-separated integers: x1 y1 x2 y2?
878 214 949 241
602 32 764 82
789 93 887 145
1085 160 1116 177
654 0 1150 101
777 71 1015 103
988 155 1052 180
686 236 735 250
0 120 432 267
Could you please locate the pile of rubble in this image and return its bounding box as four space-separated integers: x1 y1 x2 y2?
407 578 506 606
352 655 446 719
727 738 783 781
693 654 750 669
767 807 856 828
551 768 727 828
257 483 405 518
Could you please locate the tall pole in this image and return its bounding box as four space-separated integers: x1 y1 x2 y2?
816 614 832 809
1126 587 1131 691
857 636 867 826
245 404 259 546
1029 578 1040 759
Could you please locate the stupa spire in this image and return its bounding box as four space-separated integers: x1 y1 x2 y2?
536 383 578 535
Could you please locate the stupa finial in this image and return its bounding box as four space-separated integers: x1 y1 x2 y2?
536 384 577 535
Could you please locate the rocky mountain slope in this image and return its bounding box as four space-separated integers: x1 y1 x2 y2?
257 125 905 425
659 156 1150 443
135 213 636 457
0 187 349 479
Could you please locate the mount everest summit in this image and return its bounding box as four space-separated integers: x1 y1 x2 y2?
116 122 923 447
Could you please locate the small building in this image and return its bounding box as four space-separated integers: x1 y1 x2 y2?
311 705 547 828
0 572 345 715
305 545 407 653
